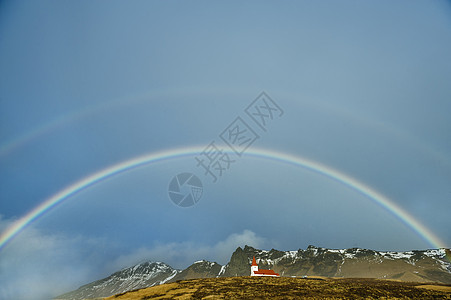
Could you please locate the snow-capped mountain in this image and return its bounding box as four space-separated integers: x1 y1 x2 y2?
171 260 222 282
56 245 451 299
55 261 179 300
220 245 451 283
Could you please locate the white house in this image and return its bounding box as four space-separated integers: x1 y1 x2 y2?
250 256 280 277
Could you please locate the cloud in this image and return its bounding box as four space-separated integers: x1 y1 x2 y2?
111 229 267 270
0 216 111 300
0 216 267 300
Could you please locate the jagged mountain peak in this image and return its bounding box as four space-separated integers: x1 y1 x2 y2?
193 259 217 265
119 260 172 272
55 261 179 300
243 245 256 251
56 245 451 300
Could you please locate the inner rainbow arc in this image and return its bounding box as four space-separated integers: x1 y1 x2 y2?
0 146 446 252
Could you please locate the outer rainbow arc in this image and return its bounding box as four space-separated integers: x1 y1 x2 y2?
0 146 446 253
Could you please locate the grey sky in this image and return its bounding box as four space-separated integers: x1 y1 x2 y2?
1 1 450 299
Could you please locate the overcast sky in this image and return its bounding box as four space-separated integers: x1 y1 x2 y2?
1 1 451 299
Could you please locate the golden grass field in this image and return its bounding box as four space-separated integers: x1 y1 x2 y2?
104 276 451 299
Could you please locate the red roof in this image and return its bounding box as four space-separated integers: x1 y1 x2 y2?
253 269 280 276
252 256 258 266
251 256 279 276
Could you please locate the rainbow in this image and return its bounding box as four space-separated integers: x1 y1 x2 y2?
0 93 148 157
0 146 447 254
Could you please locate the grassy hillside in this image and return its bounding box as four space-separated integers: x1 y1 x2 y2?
104 276 451 299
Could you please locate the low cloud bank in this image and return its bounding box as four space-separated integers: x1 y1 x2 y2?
0 216 267 300
112 229 267 270
0 217 111 300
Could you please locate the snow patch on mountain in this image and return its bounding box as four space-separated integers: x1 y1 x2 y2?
217 265 226 277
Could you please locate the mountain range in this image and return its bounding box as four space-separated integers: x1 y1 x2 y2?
55 245 451 300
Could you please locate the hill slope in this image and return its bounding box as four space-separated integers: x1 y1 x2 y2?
104 276 451 299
